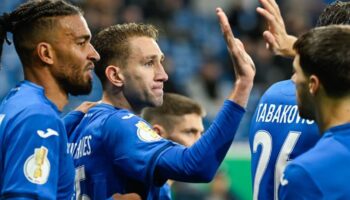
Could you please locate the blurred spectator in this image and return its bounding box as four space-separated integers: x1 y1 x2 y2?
205 171 238 200
186 58 231 127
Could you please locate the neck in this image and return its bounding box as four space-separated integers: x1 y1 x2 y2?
315 95 350 133
24 66 68 111
101 89 134 112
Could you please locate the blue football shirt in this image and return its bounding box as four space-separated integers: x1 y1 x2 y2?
67 100 245 200
249 80 320 200
159 183 172 200
0 81 74 199
279 123 350 199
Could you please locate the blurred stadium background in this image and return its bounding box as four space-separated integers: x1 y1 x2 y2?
0 0 335 199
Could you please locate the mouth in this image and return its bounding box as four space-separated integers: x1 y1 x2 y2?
86 63 95 71
152 85 164 94
85 64 95 80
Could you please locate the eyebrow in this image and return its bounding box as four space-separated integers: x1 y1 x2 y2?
144 54 165 61
76 34 91 41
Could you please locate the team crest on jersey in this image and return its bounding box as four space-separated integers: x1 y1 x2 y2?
135 121 161 142
23 146 50 184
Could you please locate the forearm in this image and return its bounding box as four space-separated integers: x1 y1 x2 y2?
62 111 84 137
228 78 254 108
155 100 245 182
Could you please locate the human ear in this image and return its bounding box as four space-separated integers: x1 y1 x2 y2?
37 42 54 65
105 65 124 87
152 124 166 137
308 75 320 96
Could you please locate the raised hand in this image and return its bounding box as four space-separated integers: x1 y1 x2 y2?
256 0 297 57
216 7 255 108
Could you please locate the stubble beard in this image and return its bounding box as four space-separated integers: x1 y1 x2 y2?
56 70 93 96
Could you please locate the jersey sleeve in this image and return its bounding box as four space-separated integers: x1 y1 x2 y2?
155 100 245 183
62 111 85 138
101 113 174 185
1 106 73 199
279 163 322 200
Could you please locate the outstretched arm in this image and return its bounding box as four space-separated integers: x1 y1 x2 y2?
217 7 255 108
154 8 253 183
256 0 297 57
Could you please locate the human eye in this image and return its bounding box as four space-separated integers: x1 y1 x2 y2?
145 60 155 67
76 37 89 47
184 129 196 135
77 41 86 46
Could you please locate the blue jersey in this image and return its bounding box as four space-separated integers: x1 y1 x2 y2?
159 183 172 200
0 81 74 199
67 100 244 200
249 80 320 200
279 123 350 199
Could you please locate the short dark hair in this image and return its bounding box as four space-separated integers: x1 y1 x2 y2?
141 93 205 132
316 1 350 27
293 25 350 97
0 0 82 67
92 23 159 88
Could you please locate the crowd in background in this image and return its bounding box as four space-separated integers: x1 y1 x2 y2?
0 0 331 140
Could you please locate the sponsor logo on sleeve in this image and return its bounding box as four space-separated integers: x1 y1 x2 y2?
135 121 161 142
37 128 59 138
23 146 50 184
122 113 135 120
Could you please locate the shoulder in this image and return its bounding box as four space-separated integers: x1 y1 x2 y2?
103 110 163 143
279 162 322 199
19 104 61 123
261 80 295 103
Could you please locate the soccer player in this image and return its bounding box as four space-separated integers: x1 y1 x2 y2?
249 1 350 199
142 93 205 147
279 25 350 199
0 0 100 199
141 93 206 199
67 8 255 199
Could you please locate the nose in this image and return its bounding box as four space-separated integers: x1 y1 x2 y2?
155 63 168 82
88 43 101 62
194 132 201 141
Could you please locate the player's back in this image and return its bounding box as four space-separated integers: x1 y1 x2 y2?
280 123 350 199
249 80 320 200
68 103 172 199
68 103 123 199
0 81 74 199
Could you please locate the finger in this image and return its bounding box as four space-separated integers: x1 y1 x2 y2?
256 7 279 29
268 0 282 16
263 31 277 50
259 0 278 18
216 7 236 49
263 0 285 26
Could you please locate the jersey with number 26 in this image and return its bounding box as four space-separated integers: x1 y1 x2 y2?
249 80 320 200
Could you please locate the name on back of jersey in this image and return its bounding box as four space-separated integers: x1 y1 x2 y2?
255 103 314 124
68 135 92 159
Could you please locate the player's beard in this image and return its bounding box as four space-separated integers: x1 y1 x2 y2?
296 87 315 120
55 65 93 96
60 76 92 96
